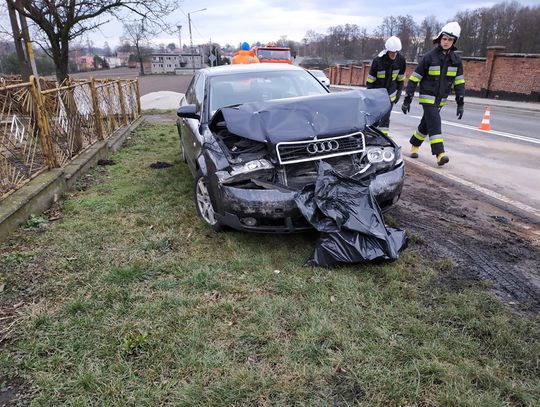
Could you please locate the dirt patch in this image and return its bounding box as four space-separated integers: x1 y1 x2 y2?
149 161 173 169
0 376 28 407
394 164 540 313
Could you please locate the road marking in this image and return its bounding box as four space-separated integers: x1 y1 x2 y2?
404 157 540 220
393 111 540 145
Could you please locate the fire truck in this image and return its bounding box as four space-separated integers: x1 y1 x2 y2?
253 45 292 64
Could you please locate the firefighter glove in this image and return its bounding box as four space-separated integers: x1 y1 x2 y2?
401 95 412 114
456 104 464 120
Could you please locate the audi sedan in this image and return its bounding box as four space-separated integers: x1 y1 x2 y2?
177 64 404 232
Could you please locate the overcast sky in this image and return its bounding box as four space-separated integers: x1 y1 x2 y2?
90 0 538 48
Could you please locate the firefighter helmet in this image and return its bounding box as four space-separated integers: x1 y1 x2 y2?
378 36 402 57
433 21 461 44
385 36 402 52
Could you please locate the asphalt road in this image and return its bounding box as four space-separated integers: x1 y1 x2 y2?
389 101 540 213
71 67 193 96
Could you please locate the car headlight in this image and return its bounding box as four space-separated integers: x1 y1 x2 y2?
231 159 273 175
367 147 395 163
216 159 274 185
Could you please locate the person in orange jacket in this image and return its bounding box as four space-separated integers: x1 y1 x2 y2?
232 42 260 64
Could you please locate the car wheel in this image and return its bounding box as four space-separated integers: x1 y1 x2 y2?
194 173 223 232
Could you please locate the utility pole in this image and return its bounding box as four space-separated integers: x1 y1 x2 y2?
177 25 183 66
188 8 206 74
177 25 182 51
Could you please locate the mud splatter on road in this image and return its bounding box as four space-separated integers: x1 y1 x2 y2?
394 164 540 313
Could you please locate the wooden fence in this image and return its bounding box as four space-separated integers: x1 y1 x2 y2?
0 76 141 199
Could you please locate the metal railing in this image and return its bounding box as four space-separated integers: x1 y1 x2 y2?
0 76 141 199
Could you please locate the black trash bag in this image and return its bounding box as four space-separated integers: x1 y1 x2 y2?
295 161 408 267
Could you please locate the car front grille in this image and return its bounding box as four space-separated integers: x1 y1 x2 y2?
276 132 365 165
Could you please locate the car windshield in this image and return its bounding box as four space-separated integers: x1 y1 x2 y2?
209 70 329 118
256 49 291 60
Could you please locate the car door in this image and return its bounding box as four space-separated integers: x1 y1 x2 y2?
180 72 206 174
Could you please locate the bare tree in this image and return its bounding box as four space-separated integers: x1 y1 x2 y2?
419 16 440 56
122 21 154 76
8 0 177 83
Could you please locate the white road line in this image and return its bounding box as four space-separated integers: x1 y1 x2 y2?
393 110 540 145
404 157 540 220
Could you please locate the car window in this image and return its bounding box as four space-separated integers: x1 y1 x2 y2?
185 75 196 104
209 70 328 118
193 74 205 114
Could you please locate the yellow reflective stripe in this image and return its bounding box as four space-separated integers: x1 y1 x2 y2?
367 74 376 83
413 131 426 141
381 129 389 135
410 72 422 82
439 99 447 106
392 74 397 80
397 74 405 81
446 71 457 77
377 70 386 78
430 138 444 144
428 65 440 75
419 98 435 104
454 77 465 85
390 95 397 101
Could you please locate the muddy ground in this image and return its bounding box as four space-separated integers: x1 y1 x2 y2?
395 164 540 313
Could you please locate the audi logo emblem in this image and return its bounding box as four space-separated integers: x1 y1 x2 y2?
307 140 340 154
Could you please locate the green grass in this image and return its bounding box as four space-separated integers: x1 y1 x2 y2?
0 119 539 406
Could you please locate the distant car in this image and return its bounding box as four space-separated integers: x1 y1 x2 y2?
176 64 404 232
309 69 330 88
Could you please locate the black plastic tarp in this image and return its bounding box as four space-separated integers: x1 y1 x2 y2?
295 162 408 267
212 89 391 144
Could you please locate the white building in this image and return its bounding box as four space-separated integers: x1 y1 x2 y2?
150 52 205 74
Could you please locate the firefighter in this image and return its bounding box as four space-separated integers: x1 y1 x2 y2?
401 22 465 166
366 36 406 136
232 42 260 64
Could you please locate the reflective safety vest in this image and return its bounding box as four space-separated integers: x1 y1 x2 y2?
366 53 406 102
406 45 465 106
232 50 260 64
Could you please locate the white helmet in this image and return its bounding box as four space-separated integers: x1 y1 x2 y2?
378 36 402 57
385 36 402 52
433 21 461 43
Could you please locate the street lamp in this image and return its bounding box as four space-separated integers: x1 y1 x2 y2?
188 8 206 73
177 25 183 66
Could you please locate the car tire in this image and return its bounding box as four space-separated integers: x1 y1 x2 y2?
194 172 223 232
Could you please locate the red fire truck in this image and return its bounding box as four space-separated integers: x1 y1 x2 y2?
253 46 292 64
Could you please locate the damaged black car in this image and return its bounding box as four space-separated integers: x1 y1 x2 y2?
176 64 404 232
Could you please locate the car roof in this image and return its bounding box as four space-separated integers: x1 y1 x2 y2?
201 63 306 77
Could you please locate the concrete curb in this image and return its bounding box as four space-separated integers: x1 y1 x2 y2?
0 117 144 243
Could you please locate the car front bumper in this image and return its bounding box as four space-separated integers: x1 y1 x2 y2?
212 163 405 233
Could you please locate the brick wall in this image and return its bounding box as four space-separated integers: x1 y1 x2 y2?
329 46 540 102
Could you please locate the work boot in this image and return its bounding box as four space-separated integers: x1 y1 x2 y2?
437 153 449 166
410 146 419 158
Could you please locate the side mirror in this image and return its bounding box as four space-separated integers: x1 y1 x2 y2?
177 104 200 120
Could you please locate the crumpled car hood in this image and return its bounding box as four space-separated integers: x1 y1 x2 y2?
209 89 391 144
